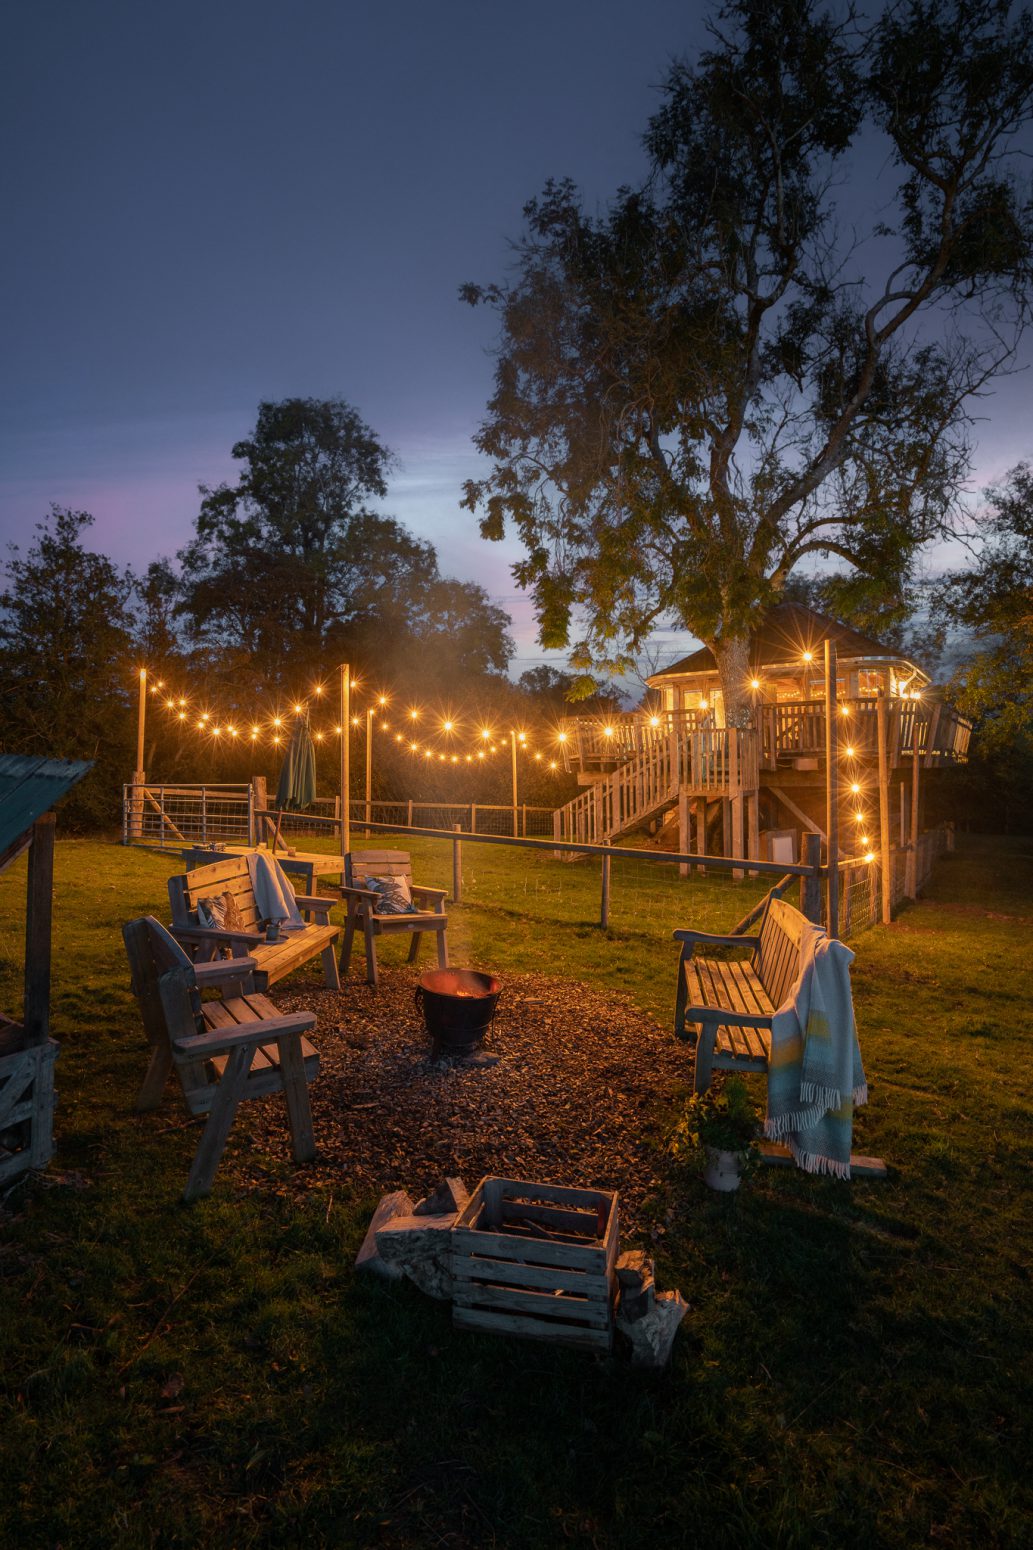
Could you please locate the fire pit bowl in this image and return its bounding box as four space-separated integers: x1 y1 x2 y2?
415 968 502 1058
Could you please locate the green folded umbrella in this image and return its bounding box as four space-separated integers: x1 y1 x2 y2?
275 717 317 811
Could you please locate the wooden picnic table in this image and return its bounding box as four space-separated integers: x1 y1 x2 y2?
180 845 343 889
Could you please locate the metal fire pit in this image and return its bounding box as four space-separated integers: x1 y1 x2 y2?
415 968 501 1059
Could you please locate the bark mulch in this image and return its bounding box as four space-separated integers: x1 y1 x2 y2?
227 967 689 1233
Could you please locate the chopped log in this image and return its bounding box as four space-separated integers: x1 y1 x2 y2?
354 1190 415 1280
375 1212 457 1299
616 1288 688 1369
414 1176 469 1216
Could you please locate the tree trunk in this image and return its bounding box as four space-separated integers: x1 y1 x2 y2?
712 634 753 728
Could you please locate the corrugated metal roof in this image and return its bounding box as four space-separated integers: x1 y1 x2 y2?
647 602 929 683
0 755 92 858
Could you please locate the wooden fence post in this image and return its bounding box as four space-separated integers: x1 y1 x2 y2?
600 852 611 929
678 790 689 879
552 810 562 861
452 824 463 904
800 831 823 925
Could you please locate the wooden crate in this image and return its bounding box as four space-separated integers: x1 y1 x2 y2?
452 1177 619 1353
0 1037 58 1186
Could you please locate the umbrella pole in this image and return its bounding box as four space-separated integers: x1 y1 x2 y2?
340 663 350 865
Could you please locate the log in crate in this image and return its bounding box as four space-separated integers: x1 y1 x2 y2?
452 1177 619 1353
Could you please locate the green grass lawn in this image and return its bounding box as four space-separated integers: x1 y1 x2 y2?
0 834 1030 1548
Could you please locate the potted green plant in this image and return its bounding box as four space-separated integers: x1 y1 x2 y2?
670 1077 759 1192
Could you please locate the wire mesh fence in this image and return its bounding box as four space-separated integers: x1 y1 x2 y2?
122 784 252 848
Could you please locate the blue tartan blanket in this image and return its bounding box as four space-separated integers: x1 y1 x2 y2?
764 923 868 1178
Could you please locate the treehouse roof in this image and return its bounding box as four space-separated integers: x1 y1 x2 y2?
646 603 930 685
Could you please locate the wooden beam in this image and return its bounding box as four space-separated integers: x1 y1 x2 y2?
768 786 826 841
758 1141 887 1179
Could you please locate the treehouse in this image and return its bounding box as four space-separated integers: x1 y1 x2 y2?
554 604 970 865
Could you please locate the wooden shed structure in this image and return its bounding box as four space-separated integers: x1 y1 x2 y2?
0 754 91 1185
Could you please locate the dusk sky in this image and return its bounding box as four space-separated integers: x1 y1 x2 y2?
3 1 1031 677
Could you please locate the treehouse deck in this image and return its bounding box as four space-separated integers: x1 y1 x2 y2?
553 699 969 850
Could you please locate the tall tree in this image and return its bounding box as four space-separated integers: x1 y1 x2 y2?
0 507 135 827
179 397 407 669
942 460 1033 747
462 0 1033 721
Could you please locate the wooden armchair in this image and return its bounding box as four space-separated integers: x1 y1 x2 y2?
338 849 448 987
123 916 319 1201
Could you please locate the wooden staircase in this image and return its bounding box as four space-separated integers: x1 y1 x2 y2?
554 725 759 846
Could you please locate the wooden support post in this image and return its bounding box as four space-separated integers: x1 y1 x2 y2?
730 794 744 882
407 798 414 829
452 824 462 904
24 815 55 1047
824 639 840 939
677 790 689 878
876 694 892 924
470 803 477 834
800 831 823 925
747 791 760 879
695 799 707 875
906 715 922 900
510 730 519 837
600 851 611 929
552 809 562 861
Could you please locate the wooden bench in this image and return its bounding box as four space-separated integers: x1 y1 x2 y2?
180 846 316 894
123 916 320 1201
339 850 448 987
673 887 809 1093
167 853 341 991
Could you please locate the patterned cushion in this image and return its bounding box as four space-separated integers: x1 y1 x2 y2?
197 892 246 931
366 875 417 914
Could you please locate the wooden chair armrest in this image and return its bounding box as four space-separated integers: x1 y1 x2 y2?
338 884 379 903
174 1011 318 1057
685 1005 773 1029
171 924 265 948
673 930 760 950
193 957 259 989
411 885 447 905
292 894 333 922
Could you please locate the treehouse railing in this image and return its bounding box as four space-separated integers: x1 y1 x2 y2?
561 698 970 776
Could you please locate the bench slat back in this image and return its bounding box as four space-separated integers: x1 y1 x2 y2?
753 897 809 1010
346 851 414 888
168 857 262 930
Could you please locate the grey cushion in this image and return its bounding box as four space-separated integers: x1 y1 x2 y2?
366 875 418 914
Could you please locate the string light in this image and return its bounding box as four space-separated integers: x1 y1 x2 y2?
140 667 574 774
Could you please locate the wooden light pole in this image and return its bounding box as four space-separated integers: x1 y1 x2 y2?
129 667 147 839
824 639 840 938
339 663 350 865
365 704 374 830
510 730 519 837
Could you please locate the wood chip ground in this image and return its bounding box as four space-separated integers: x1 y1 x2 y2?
219 968 685 1232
